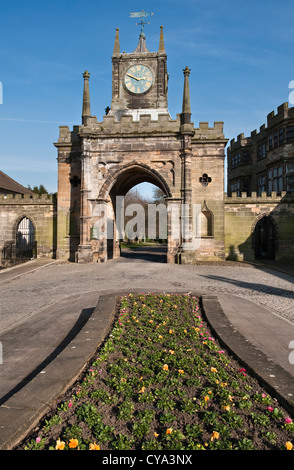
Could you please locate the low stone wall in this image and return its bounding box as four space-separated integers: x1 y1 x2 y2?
0 193 57 266
224 191 294 261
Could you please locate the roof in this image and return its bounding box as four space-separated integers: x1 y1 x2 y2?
0 170 33 195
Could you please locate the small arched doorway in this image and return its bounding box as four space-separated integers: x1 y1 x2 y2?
253 215 277 260
16 216 36 259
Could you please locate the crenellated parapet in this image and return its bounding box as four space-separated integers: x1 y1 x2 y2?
227 133 252 152
193 121 226 141
266 102 294 128
55 125 81 146
60 113 227 142
228 102 294 153
0 193 56 204
80 112 181 136
224 190 294 203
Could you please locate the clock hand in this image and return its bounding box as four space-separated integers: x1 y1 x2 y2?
126 73 140 81
126 74 148 81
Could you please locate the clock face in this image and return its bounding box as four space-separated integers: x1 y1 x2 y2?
124 65 153 94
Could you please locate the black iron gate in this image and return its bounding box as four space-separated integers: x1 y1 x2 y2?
16 217 36 258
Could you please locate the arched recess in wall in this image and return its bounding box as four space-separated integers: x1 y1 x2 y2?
201 201 213 237
251 213 278 260
14 215 37 259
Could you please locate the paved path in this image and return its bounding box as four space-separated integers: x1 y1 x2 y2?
1 250 293 335
0 250 294 449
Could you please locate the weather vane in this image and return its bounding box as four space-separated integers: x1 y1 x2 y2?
130 10 154 36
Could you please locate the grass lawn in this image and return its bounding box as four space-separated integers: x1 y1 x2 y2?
19 293 294 451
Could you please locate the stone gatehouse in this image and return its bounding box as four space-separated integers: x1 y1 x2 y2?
0 25 293 266
54 27 227 264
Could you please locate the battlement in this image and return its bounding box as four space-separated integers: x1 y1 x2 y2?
267 102 294 128
225 190 294 203
79 112 181 136
0 193 56 204
192 121 226 140
228 133 252 152
228 103 294 152
59 113 227 141
55 125 81 146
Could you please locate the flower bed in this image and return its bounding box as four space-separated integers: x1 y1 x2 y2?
19 293 294 451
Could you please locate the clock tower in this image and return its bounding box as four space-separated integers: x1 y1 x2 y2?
55 17 228 265
109 25 169 121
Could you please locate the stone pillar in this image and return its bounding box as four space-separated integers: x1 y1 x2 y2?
77 145 93 263
179 66 195 262
166 197 182 263
82 71 91 125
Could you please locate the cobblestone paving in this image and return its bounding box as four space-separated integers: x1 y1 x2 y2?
0 255 293 335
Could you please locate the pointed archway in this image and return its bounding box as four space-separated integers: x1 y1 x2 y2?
15 216 36 259
253 215 278 260
97 162 172 262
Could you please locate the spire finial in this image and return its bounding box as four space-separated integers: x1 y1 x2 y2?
158 25 166 53
113 28 120 55
82 70 91 124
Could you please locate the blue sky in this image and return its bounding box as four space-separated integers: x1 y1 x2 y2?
0 0 293 195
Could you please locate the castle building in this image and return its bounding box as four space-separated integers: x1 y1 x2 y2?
227 103 294 197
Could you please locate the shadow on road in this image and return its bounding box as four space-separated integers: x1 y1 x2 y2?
200 273 294 299
120 245 167 263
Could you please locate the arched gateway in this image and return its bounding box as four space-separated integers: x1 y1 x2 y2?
54 26 228 264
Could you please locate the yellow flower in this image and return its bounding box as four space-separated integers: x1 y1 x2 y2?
169 329 174 334
286 441 293 450
154 432 159 438
211 431 220 441
222 404 230 411
89 442 100 450
204 395 210 402
166 428 173 435
169 350 175 354
69 438 79 449
178 369 184 374
139 386 146 393
221 382 228 387
55 438 65 450
163 364 169 371
211 367 218 373
158 335 163 339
